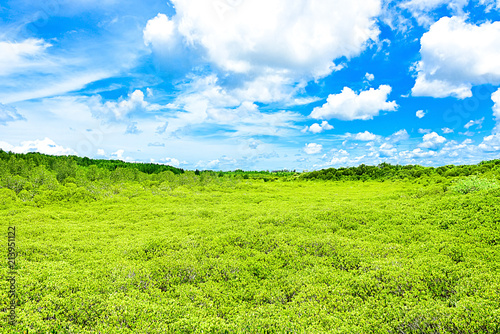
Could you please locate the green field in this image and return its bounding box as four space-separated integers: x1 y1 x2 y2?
1 153 500 333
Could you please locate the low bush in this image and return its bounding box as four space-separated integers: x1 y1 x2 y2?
449 175 499 194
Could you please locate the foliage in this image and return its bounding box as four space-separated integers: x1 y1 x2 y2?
1 151 500 332
1 177 500 333
449 175 499 194
300 160 500 182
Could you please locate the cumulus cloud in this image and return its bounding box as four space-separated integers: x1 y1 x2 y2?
109 149 134 161
386 129 410 142
0 137 75 155
89 90 162 121
143 13 177 49
0 38 52 76
0 103 25 124
195 158 228 169
165 0 381 79
353 131 379 141
442 127 454 134
419 131 446 149
304 143 323 154
310 85 398 121
440 138 475 157
365 73 375 81
418 128 431 134
142 1 384 128
303 121 334 134
416 109 426 118
479 133 500 152
492 88 500 121
412 17 500 99
407 148 437 158
378 143 397 158
163 157 181 167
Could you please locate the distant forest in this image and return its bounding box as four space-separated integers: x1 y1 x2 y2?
1 149 500 187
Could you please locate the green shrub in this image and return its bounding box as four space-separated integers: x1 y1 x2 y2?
2 175 27 194
450 175 499 194
0 187 16 209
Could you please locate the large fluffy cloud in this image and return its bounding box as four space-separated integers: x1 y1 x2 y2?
419 132 447 149
146 0 381 79
353 131 379 141
303 121 334 134
143 13 177 49
310 85 398 121
412 16 500 99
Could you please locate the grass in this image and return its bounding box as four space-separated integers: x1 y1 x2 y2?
1 180 499 333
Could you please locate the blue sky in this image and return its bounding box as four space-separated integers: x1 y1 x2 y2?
1 0 500 171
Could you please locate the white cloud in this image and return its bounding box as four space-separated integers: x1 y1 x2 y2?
142 1 383 114
464 117 484 129
143 13 177 49
407 148 437 158
479 133 500 152
111 149 125 160
353 131 379 141
386 129 410 142
412 74 472 99
0 137 75 155
109 149 134 161
459 130 475 136
492 88 500 121
440 139 475 157
401 0 468 27
0 39 52 76
416 109 426 118
304 143 323 154
365 73 375 81
161 75 303 137
442 127 454 133
310 85 398 121
412 17 500 99
168 0 381 79
304 121 334 134
418 128 431 134
419 131 446 149
163 157 181 167
89 90 159 121
329 156 350 165
379 143 397 158
1 71 111 104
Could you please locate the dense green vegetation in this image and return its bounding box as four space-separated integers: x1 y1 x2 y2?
300 160 500 181
1 151 500 333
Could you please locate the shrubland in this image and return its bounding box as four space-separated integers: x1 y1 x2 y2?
0 150 499 333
